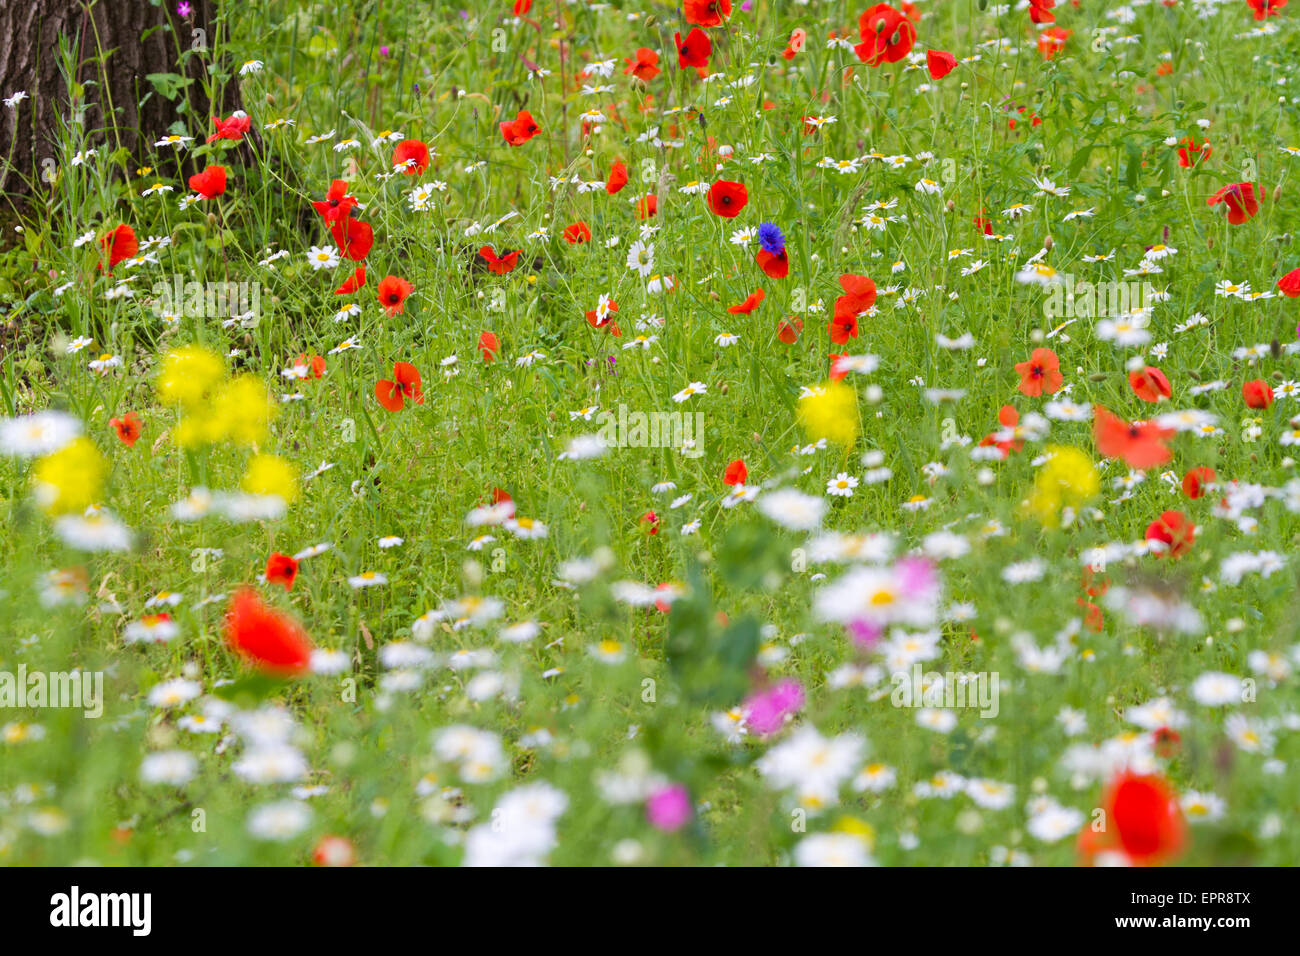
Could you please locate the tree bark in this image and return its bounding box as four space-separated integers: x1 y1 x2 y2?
0 0 248 218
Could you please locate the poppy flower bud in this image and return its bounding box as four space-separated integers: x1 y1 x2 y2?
1043 235 1054 250
945 199 955 212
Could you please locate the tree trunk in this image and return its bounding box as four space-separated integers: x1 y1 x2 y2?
0 0 249 220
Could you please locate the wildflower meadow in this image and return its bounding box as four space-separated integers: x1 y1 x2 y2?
0 0 1298 881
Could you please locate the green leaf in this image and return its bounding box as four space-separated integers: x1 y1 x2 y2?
146 72 193 102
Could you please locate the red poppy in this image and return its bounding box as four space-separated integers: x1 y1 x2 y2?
782 28 807 60
1128 365 1172 403
224 588 313 677
855 4 917 66
375 361 425 412
640 510 660 535
1028 0 1056 23
296 353 327 379
392 138 431 175
1084 772 1187 866
1247 0 1287 18
1277 267 1300 297
207 112 251 143
585 299 621 336
973 212 993 235
829 314 859 346
334 266 366 295
636 194 659 219
1207 182 1261 224
1081 564 1109 597
1153 727 1182 759
1077 597 1104 632
1242 379 1274 409
377 275 413 315
828 352 850 381
479 246 520 274
1037 27 1072 60
1094 405 1175 469
1146 510 1195 558
265 552 299 591
676 28 712 69
723 459 748 485
563 221 592 243
188 164 227 199
835 273 877 319
330 218 374 261
607 161 629 194
500 110 541 146
109 411 142 447
624 48 661 82
926 49 956 79
727 288 765 315
1182 466 1216 499
706 180 748 218
312 180 359 224
683 0 731 27
1176 137 1211 168
1014 347 1063 397
756 248 789 279
99 224 138 271
979 405 1024 458
778 317 803 344
478 331 501 362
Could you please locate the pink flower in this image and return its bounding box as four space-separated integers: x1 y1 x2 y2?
743 678 804 737
847 619 884 649
646 784 692 832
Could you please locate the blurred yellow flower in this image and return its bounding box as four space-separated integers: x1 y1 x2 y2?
241 454 299 504
156 345 225 409
796 380 859 447
831 815 876 850
209 376 276 447
32 437 107 514
1025 445 1099 525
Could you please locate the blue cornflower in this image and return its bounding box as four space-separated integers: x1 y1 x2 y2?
757 222 785 255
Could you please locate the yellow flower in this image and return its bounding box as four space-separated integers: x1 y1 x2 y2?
209 375 276 447
241 454 299 504
796 380 859 447
156 345 225 409
831 815 876 850
1025 445 1099 525
32 437 107 514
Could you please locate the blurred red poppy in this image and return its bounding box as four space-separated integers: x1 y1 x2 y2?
225 589 313 677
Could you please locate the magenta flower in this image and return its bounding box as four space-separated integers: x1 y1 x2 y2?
646 784 692 832
743 678 804 737
846 618 884 650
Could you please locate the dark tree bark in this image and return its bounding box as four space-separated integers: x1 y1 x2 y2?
0 0 249 219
